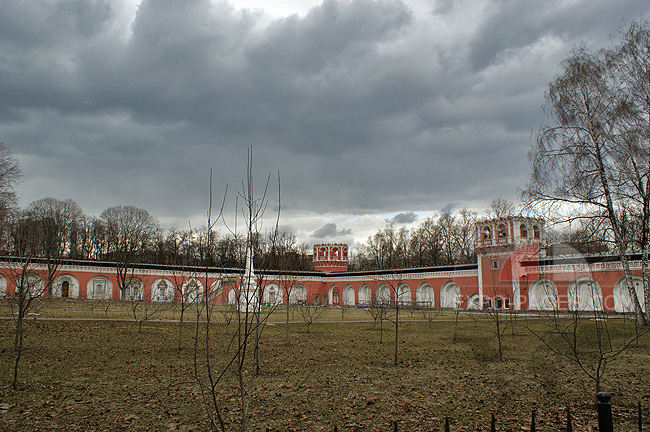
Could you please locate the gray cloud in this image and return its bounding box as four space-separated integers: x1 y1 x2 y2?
312 223 352 239
386 212 418 225
1 0 649 243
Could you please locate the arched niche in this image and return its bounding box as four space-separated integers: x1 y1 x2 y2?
528 278 558 311
375 284 390 305
289 284 307 304
151 278 175 302
343 285 355 306
568 277 603 311
397 284 411 306
358 285 371 306
87 276 113 300
123 277 143 301
416 283 434 307
613 276 645 313
263 283 282 305
182 279 204 303
440 281 461 308
53 274 80 298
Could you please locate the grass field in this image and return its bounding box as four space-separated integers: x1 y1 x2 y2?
0 299 649 431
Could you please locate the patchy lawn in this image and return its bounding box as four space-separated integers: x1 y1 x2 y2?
0 302 649 431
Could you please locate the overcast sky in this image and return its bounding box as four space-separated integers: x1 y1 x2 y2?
2 0 649 249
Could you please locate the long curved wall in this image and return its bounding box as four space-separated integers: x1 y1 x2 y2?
0 255 646 313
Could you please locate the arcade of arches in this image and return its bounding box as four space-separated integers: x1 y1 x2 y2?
0 217 647 313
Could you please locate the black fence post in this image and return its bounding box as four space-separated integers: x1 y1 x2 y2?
334 426 337 432
491 413 496 432
393 420 398 432
639 401 642 432
444 417 450 432
597 392 613 432
567 405 573 432
531 408 536 432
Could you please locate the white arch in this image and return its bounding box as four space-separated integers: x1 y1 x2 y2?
342 285 355 306
53 274 80 299
376 284 390 305
17 273 44 297
397 284 411 306
151 278 175 302
440 281 461 308
290 284 307 304
528 278 558 311
228 287 237 304
207 280 223 302
0 274 6 297
87 276 112 300
328 285 339 305
358 285 371 306
263 283 282 305
468 294 481 310
416 283 434 307
613 276 646 313
123 277 143 301
568 277 603 311
182 279 204 303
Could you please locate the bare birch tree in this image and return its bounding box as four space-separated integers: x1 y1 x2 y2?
525 20 650 326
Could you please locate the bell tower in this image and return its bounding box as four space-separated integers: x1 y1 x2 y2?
475 217 544 310
313 243 349 273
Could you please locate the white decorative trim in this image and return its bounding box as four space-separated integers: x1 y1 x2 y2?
524 261 642 275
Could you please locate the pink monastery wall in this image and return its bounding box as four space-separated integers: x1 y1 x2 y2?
0 217 646 313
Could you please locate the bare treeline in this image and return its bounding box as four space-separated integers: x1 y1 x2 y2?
351 208 477 270
0 196 312 271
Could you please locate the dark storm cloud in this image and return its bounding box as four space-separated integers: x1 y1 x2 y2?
1 0 650 241
312 223 352 238
467 0 650 71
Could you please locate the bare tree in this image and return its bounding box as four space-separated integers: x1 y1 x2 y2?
0 143 21 253
101 205 160 300
419 304 440 327
353 208 477 270
525 270 644 393
5 213 47 389
454 208 478 263
483 294 511 361
166 227 203 350
277 272 297 345
25 197 84 296
371 273 409 366
297 298 326 334
408 217 444 267
525 20 650 327
194 151 280 431
365 286 392 344
486 198 517 219
125 275 171 334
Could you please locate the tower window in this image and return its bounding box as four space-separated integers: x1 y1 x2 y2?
491 259 499 270
520 224 528 238
482 226 492 240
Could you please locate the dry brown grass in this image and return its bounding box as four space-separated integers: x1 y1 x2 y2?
0 300 648 431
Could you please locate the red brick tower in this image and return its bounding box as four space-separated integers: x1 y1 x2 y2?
313 243 348 273
475 216 544 310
